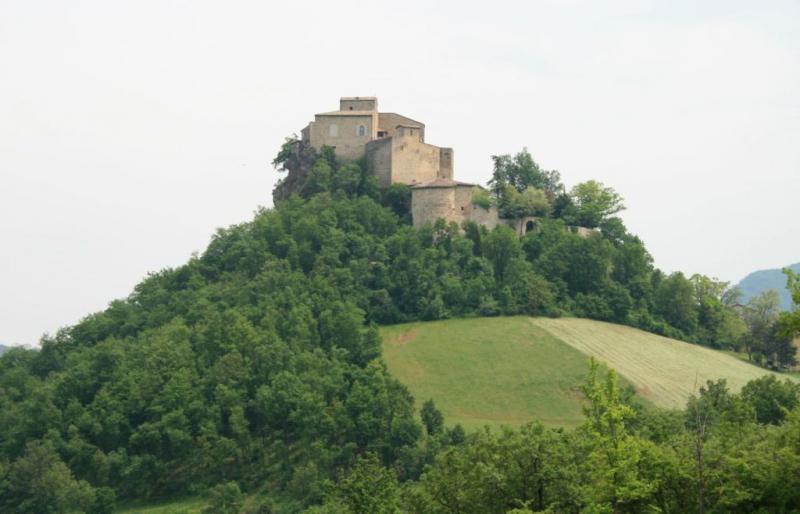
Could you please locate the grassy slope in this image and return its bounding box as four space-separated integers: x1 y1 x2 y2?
382 316 792 429
531 317 790 409
381 317 595 429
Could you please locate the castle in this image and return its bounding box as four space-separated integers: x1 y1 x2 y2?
302 96 510 231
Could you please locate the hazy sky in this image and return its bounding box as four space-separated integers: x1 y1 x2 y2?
1 0 798 346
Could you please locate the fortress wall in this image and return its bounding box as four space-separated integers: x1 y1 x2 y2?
411 187 456 228
454 185 475 218
309 113 376 161
378 113 425 140
469 205 500 230
340 98 377 111
365 138 393 189
391 136 442 185
439 148 454 179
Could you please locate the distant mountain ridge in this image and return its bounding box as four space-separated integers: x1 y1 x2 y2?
736 262 800 311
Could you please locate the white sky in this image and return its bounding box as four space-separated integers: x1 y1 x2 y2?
1 0 798 346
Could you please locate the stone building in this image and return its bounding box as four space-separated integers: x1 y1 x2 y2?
299 97 596 236
302 97 452 188
410 179 499 230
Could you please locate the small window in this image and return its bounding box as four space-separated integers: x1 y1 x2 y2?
349 106 353 110
358 125 366 137
329 124 338 137
410 129 414 136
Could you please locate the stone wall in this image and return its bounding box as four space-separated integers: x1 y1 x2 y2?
378 112 425 140
390 134 443 185
340 97 377 111
411 183 500 230
309 112 378 161
411 187 457 228
365 138 393 188
439 148 454 179
505 216 541 236
469 204 499 229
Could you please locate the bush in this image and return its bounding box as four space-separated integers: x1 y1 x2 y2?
204 482 243 514
472 189 493 209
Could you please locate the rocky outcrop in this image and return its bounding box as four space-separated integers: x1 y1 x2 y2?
271 139 318 204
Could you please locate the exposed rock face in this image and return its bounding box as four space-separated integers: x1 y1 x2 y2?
272 139 318 204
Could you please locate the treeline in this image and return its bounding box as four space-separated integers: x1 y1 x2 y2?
274 141 796 367
318 368 800 514
1 143 798 512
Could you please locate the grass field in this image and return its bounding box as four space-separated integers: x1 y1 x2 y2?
381 316 792 429
531 317 790 409
381 317 601 429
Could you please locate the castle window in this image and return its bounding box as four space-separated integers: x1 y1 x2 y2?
525 220 536 233
329 124 338 137
357 125 366 137
410 129 414 136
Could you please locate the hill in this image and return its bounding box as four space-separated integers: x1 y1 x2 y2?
737 262 800 311
382 316 790 429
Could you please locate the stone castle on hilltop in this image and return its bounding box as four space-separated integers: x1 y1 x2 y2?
300 96 505 230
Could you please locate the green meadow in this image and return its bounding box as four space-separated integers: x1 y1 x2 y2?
381 316 790 429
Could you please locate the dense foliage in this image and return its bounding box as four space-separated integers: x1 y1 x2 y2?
1 143 798 512
390 370 800 514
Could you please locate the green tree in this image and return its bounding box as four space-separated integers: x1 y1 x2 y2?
500 186 551 219
303 158 334 196
581 359 657 512
742 290 781 363
8 441 95 514
654 272 698 336
420 399 444 436
203 481 243 514
488 148 563 199
780 267 800 337
328 453 400 514
564 180 625 228
741 375 800 425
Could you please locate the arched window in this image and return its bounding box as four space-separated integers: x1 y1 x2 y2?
329 124 338 137
357 125 366 137
525 220 536 233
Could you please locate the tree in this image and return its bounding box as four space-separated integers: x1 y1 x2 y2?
488 148 563 200
333 163 363 197
580 359 663 512
564 180 625 228
500 186 551 219
654 272 698 336
328 453 400 514
483 225 523 281
8 441 95 513
741 290 781 363
421 399 445 436
203 481 243 514
781 268 800 336
382 183 412 222
303 158 334 196
740 375 800 425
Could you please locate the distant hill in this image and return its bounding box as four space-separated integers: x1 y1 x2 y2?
0 344 8 356
736 262 800 311
381 316 791 429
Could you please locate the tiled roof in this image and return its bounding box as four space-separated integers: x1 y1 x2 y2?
411 178 478 189
316 110 376 116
